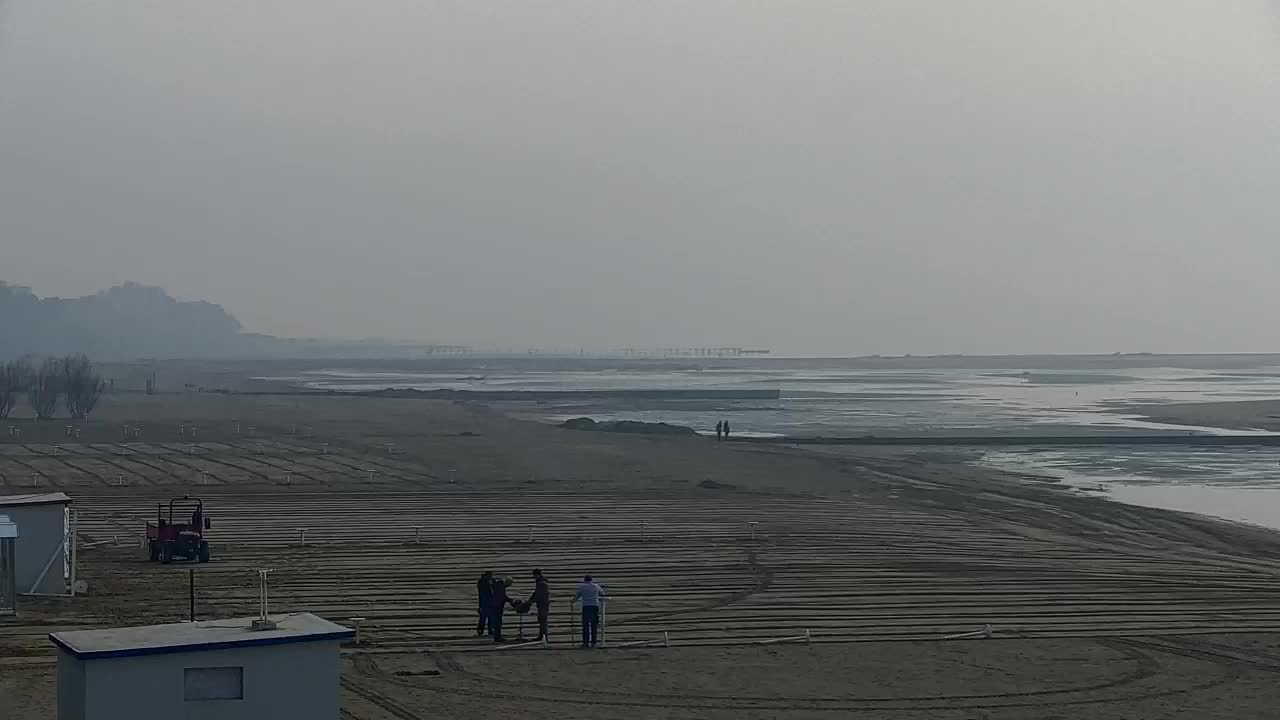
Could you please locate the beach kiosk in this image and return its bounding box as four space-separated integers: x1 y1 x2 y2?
50 613 353 720
0 492 74 596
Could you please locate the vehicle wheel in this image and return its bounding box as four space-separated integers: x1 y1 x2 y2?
198 542 210 563
148 540 159 562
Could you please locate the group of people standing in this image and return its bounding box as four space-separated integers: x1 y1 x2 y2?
476 569 608 647
715 419 732 440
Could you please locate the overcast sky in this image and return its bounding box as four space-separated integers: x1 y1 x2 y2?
2 1 1279 356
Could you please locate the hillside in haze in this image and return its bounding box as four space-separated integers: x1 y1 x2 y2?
0 282 450 361
0 282 249 360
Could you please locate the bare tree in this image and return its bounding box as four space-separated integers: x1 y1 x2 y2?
0 358 32 418
62 354 106 419
28 357 62 420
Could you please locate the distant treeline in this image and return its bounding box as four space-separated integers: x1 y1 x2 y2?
0 282 245 360
0 354 107 420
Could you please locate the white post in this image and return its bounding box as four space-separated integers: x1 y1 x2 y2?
349 617 366 644
284 473 292 486
256 569 274 621
69 511 78 597
748 521 759 541
368 471 375 483
448 469 457 484
297 528 307 544
527 525 534 543
413 526 422 544
322 443 329 454
52 445 58 457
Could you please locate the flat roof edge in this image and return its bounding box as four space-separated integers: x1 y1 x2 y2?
0 493 72 508
49 629 355 660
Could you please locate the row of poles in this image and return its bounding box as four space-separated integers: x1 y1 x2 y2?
294 521 763 545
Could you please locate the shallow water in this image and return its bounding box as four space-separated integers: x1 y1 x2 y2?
292 365 1280 433
290 364 1280 529
980 447 1280 530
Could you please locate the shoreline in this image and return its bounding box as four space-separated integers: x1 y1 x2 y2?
728 433 1280 446
1126 399 1280 433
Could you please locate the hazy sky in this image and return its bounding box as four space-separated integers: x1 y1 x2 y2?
3 1 1280 356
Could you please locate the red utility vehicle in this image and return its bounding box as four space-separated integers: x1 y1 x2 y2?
145 496 211 563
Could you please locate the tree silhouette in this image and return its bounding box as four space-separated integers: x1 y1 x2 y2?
0 358 32 418
62 354 106 419
28 357 62 420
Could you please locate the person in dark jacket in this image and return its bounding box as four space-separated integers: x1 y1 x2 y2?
476 571 494 637
715 420 723 440
722 420 731 438
524 568 551 640
490 576 516 643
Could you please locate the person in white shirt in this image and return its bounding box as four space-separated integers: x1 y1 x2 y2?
573 575 607 647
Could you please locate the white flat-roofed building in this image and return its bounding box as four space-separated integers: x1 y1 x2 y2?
50 612 353 720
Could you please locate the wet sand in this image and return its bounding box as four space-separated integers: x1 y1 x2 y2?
6 392 1280 718
1131 399 1280 433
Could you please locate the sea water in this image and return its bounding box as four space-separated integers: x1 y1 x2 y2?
284 363 1280 529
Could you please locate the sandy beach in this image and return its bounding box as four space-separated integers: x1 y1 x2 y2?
1131 399 1280 433
6 389 1280 718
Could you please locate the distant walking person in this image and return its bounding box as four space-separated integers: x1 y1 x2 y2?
722 420 731 439
525 568 551 640
574 575 607 648
715 421 724 440
476 571 494 636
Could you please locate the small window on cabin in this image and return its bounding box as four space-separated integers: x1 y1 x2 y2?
184 667 243 701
